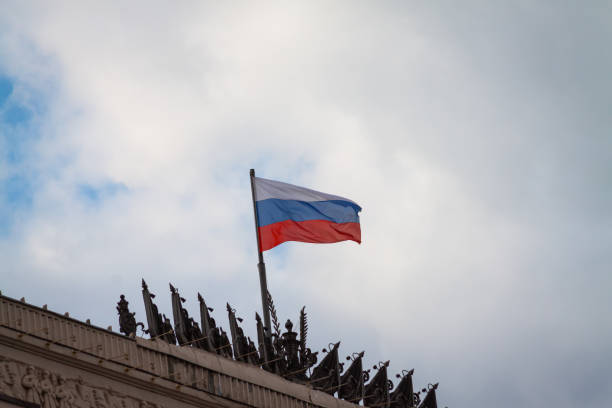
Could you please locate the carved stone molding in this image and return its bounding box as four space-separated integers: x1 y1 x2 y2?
0 356 160 408
1 294 360 408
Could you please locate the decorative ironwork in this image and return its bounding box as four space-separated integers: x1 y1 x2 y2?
197 293 232 358
298 308 318 375
141 279 175 344
309 341 342 394
116 294 144 337
256 312 280 374
267 291 281 337
169 283 190 346
161 314 177 344
170 283 212 351
227 303 260 365
364 360 392 408
197 293 216 352
339 351 366 402
218 327 233 359
277 319 317 382
280 319 301 379
299 306 308 359
418 383 438 408
390 369 416 408
132 279 443 406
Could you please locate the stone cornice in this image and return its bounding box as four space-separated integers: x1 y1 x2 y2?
0 294 357 408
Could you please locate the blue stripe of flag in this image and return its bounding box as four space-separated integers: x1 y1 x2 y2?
256 199 361 228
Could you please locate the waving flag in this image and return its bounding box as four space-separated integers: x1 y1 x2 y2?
253 176 362 251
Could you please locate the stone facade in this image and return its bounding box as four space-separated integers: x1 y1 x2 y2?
0 295 357 408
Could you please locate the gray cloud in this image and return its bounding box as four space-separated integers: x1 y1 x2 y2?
1 2 611 407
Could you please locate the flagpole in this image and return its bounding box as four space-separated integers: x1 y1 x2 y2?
250 169 272 336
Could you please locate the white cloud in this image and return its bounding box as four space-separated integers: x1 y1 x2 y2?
1 2 611 407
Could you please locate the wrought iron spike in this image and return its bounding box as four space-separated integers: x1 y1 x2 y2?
227 303 259 365
309 341 341 394
142 280 170 343
256 311 278 373
339 350 365 402
364 359 391 407
169 283 194 346
418 383 438 408
390 368 415 408
198 293 215 352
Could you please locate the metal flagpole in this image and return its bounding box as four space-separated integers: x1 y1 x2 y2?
250 169 272 336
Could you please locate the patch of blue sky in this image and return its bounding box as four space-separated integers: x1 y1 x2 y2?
2 174 33 207
77 182 129 206
0 76 12 106
0 174 33 236
0 213 11 236
3 104 32 124
0 74 43 164
0 71 51 236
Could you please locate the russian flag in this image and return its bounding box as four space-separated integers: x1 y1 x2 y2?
254 176 362 251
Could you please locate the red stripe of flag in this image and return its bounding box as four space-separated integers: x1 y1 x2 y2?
259 219 361 251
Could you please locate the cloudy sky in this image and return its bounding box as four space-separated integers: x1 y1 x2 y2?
1 1 611 407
